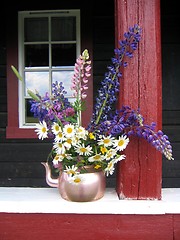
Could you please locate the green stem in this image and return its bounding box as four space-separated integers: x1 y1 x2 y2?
95 70 117 125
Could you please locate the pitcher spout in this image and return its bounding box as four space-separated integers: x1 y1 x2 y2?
41 162 58 188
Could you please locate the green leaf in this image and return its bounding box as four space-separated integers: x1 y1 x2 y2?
27 89 41 102
11 65 23 81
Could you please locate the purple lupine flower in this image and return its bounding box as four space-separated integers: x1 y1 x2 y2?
29 81 76 128
104 106 174 161
88 24 142 130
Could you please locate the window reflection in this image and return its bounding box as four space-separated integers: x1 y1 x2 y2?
52 71 74 97
25 71 49 96
25 99 39 123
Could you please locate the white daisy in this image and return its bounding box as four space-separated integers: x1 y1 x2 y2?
113 154 126 164
64 165 78 176
114 135 129 151
51 122 61 135
88 154 105 162
105 160 115 176
64 138 73 150
35 120 48 140
55 153 72 163
52 154 62 165
54 131 65 142
68 174 85 185
52 153 72 165
98 135 114 147
63 124 75 138
105 148 117 160
76 126 88 139
53 141 66 155
74 143 92 156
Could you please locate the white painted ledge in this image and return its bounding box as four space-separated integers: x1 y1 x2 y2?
0 187 180 214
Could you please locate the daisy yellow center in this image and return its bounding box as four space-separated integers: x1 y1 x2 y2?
58 143 63 148
94 155 101 160
118 139 125 147
55 125 60 131
66 139 72 144
108 162 113 168
42 127 46 133
58 132 63 137
107 152 112 158
74 178 81 183
54 155 59 160
68 170 76 175
67 127 73 134
104 139 110 144
80 147 87 153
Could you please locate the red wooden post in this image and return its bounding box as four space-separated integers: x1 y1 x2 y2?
114 0 162 199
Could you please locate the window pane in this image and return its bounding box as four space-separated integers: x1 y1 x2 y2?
25 71 49 96
25 99 38 123
25 44 49 67
52 44 76 66
24 17 48 42
52 71 74 97
51 17 76 41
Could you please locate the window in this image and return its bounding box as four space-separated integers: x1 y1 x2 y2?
6 9 87 138
18 10 80 127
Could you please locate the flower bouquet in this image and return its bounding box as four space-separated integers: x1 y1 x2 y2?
13 24 174 187
28 49 130 178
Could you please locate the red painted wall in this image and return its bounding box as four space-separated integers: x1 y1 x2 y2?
0 213 180 240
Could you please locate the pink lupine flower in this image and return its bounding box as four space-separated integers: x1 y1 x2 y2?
81 93 87 99
71 49 91 100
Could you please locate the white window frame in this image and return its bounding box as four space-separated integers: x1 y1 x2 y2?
18 10 81 128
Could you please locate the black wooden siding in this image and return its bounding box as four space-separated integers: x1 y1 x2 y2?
0 1 179 188
161 1 180 187
0 2 116 188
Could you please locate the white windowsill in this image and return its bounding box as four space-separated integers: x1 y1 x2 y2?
0 187 180 214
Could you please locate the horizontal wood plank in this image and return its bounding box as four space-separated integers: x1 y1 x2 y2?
0 213 174 240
